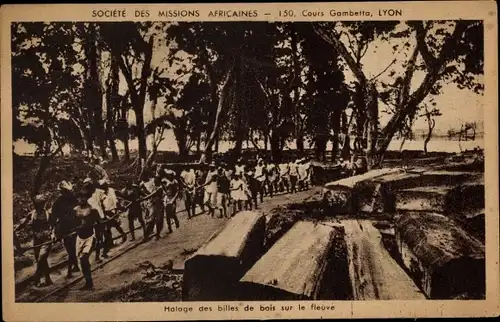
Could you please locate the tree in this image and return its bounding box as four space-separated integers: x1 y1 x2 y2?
298 22 348 162
100 22 154 172
12 22 82 198
313 20 484 168
419 101 442 154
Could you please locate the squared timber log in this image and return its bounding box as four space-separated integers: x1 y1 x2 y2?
239 221 351 300
182 211 266 301
394 212 485 299
321 168 404 214
394 186 451 212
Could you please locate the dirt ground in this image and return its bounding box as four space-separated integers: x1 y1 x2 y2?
17 187 321 303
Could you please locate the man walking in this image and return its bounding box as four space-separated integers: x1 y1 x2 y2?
101 179 127 248
180 168 197 219
119 182 146 241
83 179 107 262
16 195 54 287
50 181 79 278
162 170 180 234
254 158 267 202
74 190 101 290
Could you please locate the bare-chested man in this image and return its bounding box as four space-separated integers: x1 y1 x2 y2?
119 182 146 241
74 191 101 290
16 194 54 287
50 181 79 278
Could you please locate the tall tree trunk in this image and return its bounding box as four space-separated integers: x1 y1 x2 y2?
233 63 245 160
270 132 282 163
119 104 130 162
106 55 119 162
196 133 202 155
123 132 130 161
87 24 107 159
296 133 304 154
341 110 352 160
353 82 366 154
113 38 154 173
331 107 341 163
365 83 379 169
424 115 435 155
200 65 234 163
174 125 189 159
289 24 302 152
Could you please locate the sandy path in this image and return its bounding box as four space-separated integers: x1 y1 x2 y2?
342 219 425 300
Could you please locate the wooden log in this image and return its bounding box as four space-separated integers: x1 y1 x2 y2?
239 221 351 300
342 219 426 300
394 176 484 214
394 212 485 299
311 164 343 185
395 186 451 212
353 171 423 213
182 211 266 301
321 168 403 214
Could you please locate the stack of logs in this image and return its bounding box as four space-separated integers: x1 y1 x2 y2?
182 160 485 301
321 164 485 299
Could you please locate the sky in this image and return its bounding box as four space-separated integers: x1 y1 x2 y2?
13 21 485 155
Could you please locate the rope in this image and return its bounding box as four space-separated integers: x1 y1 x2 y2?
15 185 207 253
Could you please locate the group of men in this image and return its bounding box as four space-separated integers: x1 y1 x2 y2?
14 155 314 292
175 157 314 219
15 174 141 291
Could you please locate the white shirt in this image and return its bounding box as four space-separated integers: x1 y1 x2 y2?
254 164 266 182
181 170 196 187
289 162 299 176
141 178 156 194
88 189 105 219
235 164 245 176
102 188 118 212
279 163 289 176
205 170 218 193
298 164 308 179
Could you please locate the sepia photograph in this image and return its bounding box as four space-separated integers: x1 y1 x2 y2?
8 18 488 304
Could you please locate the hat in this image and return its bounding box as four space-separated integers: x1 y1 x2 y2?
33 194 47 205
165 169 175 176
58 180 73 192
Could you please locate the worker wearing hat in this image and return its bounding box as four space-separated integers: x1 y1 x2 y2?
162 169 180 233
50 180 79 278
16 194 54 287
100 179 127 249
